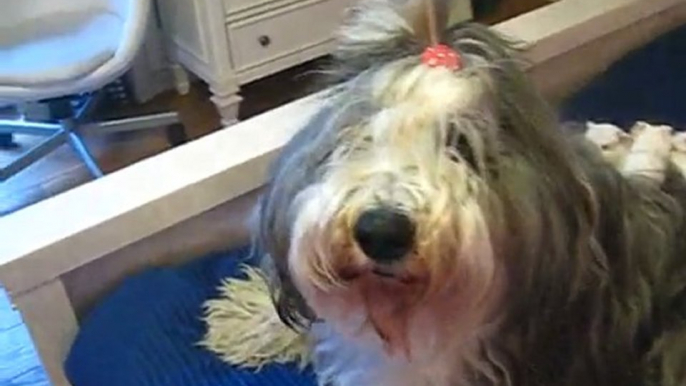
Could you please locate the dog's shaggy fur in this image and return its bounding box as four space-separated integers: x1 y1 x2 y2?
252 1 686 385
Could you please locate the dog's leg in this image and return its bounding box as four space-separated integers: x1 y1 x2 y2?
621 121 674 183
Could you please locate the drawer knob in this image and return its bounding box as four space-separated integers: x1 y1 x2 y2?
258 35 271 47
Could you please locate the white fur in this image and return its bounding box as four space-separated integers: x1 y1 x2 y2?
584 121 633 168
672 132 686 178
585 121 686 183
336 0 412 50
622 121 674 182
308 318 500 386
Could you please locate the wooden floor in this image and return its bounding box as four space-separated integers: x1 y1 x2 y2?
0 286 50 386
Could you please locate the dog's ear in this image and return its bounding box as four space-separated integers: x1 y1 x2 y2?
254 176 318 331
261 253 316 331
251 103 345 331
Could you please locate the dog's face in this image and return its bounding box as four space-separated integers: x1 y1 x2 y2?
256 1 597 359
286 63 505 351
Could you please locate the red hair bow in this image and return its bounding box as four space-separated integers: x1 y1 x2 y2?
421 44 463 71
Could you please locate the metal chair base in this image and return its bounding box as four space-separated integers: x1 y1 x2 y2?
0 95 187 182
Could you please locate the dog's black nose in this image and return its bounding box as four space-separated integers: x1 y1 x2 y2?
353 207 415 263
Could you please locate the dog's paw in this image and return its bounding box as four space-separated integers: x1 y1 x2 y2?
622 121 674 182
584 121 633 167
585 121 631 148
629 121 673 154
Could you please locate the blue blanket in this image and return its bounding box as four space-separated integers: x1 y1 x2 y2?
64 246 318 386
561 24 686 129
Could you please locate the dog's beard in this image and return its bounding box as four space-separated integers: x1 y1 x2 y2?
287 164 505 359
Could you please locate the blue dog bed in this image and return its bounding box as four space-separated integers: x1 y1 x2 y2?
64 246 318 386
65 23 686 386
561 23 686 128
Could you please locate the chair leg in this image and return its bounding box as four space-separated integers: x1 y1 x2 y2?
74 91 104 121
165 123 189 147
0 130 67 182
80 112 180 135
66 132 103 178
0 133 18 149
80 111 188 147
0 120 62 136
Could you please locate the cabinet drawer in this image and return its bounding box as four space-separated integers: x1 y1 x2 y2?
227 0 353 72
223 0 278 16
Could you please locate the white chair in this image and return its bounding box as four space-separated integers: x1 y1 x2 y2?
0 0 187 181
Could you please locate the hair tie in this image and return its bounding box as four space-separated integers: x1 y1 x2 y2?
421 44 463 71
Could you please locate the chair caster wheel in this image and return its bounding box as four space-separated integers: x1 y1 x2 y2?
166 123 188 147
0 133 19 149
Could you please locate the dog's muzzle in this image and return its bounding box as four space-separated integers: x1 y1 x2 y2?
353 207 416 265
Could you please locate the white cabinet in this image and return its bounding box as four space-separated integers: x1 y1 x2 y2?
156 0 473 124
126 5 176 104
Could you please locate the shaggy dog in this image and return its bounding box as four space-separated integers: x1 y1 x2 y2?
252 0 686 384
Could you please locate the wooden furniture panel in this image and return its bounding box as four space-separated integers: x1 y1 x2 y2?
227 0 356 82
157 0 475 124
